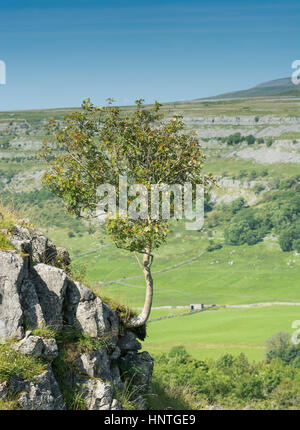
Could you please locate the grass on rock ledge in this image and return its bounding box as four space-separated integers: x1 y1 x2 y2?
0 339 48 384
0 204 33 251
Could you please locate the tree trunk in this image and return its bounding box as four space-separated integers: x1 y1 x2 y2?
126 249 153 328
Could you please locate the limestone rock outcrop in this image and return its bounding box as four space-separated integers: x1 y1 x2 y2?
0 226 153 410
11 367 65 410
8 224 71 267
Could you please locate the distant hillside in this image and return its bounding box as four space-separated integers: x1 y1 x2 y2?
197 77 300 100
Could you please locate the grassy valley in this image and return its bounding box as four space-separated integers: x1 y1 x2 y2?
1 92 300 370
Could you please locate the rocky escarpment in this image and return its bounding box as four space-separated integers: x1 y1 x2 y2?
0 225 153 410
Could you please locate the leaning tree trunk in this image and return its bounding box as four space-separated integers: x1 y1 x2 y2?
126 248 153 328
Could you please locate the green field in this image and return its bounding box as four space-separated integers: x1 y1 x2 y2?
144 306 300 361
48 219 300 309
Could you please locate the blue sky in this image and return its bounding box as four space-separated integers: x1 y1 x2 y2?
0 0 299 110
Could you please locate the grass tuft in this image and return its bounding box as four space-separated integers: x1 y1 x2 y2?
31 324 57 339
0 395 20 410
98 295 147 340
100 295 137 325
0 339 48 383
0 205 18 231
0 232 14 250
0 204 33 251
114 375 143 410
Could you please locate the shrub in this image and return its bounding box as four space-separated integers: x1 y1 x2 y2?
229 197 246 214
238 170 247 179
245 135 256 145
149 350 300 410
226 132 243 145
265 331 293 362
206 242 223 252
279 229 296 252
249 170 257 180
293 239 300 253
87 225 97 235
265 331 300 367
0 139 10 149
266 138 273 147
271 378 300 409
253 184 265 195
292 356 300 369
224 219 262 246
169 345 190 359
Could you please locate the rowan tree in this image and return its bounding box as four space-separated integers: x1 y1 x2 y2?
40 98 212 328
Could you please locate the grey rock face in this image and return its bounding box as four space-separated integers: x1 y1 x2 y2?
110 345 121 361
77 378 113 410
74 348 112 382
121 351 154 394
30 264 68 327
12 335 44 358
9 225 57 265
42 338 58 362
9 225 70 267
19 279 46 328
118 330 142 352
0 251 27 339
66 281 119 339
0 382 8 399
16 367 65 410
0 252 120 340
111 399 122 410
56 246 71 267
12 334 58 362
17 218 30 226
110 365 123 390
9 376 30 395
